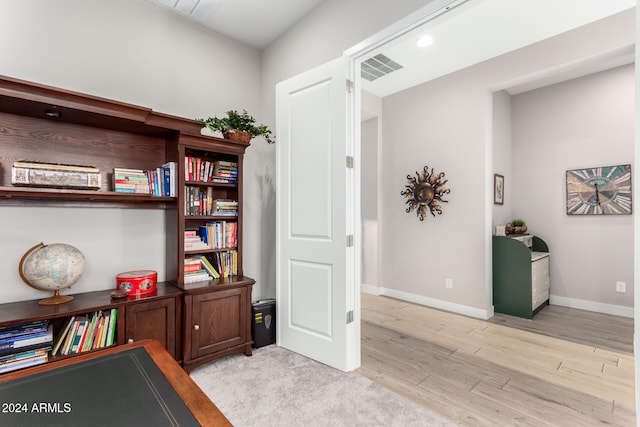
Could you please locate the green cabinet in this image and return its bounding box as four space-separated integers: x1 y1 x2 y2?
492 235 550 319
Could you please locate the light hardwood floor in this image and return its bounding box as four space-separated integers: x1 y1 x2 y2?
357 293 635 426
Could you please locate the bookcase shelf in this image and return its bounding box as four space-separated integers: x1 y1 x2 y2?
0 186 175 208
185 181 237 188
177 140 254 372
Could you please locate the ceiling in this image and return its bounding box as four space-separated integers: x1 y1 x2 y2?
146 0 635 98
146 0 325 49
359 0 636 97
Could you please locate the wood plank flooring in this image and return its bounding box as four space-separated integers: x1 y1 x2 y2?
489 304 634 354
357 293 635 426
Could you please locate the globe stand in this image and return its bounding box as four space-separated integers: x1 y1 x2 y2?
39 290 74 306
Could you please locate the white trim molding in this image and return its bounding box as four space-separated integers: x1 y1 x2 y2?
362 285 494 320
550 295 634 318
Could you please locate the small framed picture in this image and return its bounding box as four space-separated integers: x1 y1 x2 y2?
494 174 504 205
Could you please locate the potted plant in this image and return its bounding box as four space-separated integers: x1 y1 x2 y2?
196 109 275 144
506 219 527 235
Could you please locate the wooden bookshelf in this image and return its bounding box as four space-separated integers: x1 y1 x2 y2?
0 75 254 371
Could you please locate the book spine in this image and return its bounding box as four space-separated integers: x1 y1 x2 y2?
61 321 79 356
107 309 117 346
70 321 87 354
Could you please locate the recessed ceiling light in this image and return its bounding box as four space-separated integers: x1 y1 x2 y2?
416 35 434 48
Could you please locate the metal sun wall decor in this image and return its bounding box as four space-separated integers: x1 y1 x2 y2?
401 165 451 221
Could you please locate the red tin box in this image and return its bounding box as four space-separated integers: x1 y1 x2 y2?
116 270 157 296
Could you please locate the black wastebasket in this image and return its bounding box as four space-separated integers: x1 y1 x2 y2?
252 298 276 348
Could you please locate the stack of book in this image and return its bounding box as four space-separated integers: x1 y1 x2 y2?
184 229 210 251
212 160 238 183
212 199 238 216
0 320 53 373
183 255 220 283
113 168 150 194
51 309 117 357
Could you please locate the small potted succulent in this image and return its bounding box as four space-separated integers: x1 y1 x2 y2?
506 219 527 235
196 109 275 144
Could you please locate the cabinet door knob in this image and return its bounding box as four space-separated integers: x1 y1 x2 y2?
194 324 200 331
127 338 134 344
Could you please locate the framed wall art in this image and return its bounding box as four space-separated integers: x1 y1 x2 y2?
566 164 631 215
494 174 504 205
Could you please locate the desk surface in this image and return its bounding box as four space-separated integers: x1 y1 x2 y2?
0 340 231 427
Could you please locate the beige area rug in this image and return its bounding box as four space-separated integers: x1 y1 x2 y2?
190 345 457 426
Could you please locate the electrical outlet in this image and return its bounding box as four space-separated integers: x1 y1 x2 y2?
616 281 626 293
445 278 453 289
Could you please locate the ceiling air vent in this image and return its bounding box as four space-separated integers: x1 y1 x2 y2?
361 54 403 82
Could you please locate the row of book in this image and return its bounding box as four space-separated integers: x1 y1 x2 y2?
183 223 237 251
198 222 237 249
185 186 238 216
51 309 117 357
185 157 237 184
183 251 238 283
113 162 177 196
0 320 53 374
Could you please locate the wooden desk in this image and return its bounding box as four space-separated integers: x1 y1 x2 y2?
0 340 231 427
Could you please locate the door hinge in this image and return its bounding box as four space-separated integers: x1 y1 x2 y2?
346 155 354 169
346 79 354 93
346 310 354 324
346 234 354 247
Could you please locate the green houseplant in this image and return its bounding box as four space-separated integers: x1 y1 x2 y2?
197 109 275 144
506 219 527 235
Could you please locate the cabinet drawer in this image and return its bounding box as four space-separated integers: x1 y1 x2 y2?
531 256 550 310
532 257 549 282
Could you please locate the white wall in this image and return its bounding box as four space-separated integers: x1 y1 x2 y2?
492 90 513 229
511 64 634 313
378 11 635 317
0 0 262 302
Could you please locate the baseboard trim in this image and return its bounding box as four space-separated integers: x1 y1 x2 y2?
361 286 492 320
550 295 634 318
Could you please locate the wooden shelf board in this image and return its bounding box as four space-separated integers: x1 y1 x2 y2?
0 186 175 204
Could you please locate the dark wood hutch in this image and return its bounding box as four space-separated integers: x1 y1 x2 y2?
0 75 254 372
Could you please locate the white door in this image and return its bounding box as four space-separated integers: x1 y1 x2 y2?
276 57 358 371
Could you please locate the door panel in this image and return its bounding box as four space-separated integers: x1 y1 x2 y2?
191 287 247 358
290 260 332 338
276 56 356 371
125 299 176 358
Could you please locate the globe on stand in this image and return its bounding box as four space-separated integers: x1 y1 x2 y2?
19 242 86 305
